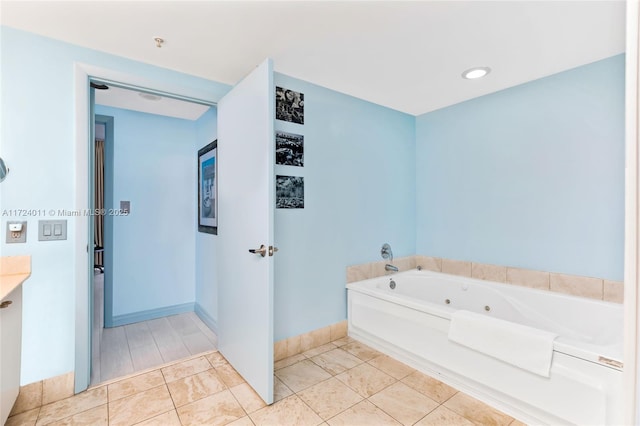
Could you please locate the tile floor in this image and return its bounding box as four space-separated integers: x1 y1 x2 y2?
92 272 218 385
93 311 218 385
8 336 526 426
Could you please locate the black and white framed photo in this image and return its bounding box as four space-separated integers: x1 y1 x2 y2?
198 140 217 234
276 175 304 209
275 131 304 167
276 86 304 124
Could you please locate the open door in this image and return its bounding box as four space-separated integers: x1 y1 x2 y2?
217 59 275 404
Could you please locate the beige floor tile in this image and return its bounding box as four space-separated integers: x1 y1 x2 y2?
228 416 256 426
368 381 439 425
215 362 246 387
335 363 396 398
161 356 212 383
108 370 165 401
47 404 108 426
177 389 245 426
310 348 363 375
230 383 267 414
36 386 107 426
134 410 182 426
206 351 229 368
10 381 42 416
443 392 513 426
342 341 382 361
274 376 293 402
302 343 338 358
167 368 227 407
326 400 401 426
108 385 174 426
331 337 356 347
6 407 39 426
368 355 415 379
297 377 363 420
401 371 457 403
274 354 306 370
275 360 332 393
414 405 475 426
249 395 323 426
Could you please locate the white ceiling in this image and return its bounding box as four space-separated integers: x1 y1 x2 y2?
94 85 211 120
0 1 626 117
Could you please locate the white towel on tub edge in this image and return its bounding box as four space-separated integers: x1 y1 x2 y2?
448 310 558 378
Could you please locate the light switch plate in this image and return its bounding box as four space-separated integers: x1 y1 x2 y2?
38 220 67 241
6 221 27 243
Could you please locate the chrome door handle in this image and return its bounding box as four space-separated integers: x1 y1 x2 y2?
249 244 267 257
269 246 279 256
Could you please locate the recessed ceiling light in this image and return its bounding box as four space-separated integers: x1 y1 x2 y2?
462 67 491 80
139 92 162 102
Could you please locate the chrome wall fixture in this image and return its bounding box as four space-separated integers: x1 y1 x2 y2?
381 243 399 272
381 243 393 262
0 157 8 183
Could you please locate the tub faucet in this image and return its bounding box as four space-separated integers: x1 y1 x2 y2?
385 264 399 272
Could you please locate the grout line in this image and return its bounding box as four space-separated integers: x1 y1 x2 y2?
89 350 218 390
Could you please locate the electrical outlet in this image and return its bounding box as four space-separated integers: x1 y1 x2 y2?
6 221 27 243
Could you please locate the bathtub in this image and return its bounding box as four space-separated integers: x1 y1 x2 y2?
347 269 623 425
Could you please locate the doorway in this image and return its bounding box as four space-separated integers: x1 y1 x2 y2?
84 76 220 387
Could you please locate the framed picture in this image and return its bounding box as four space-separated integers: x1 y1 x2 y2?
276 175 304 209
275 131 304 167
198 140 217 234
276 86 304 124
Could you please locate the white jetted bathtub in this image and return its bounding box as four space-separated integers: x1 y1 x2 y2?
347 269 623 425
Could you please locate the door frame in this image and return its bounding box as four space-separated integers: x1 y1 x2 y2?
73 62 223 392
94 115 114 328
624 1 640 423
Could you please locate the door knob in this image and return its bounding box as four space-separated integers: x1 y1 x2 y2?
249 244 267 257
269 246 279 256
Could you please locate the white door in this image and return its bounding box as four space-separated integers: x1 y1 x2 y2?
217 59 275 404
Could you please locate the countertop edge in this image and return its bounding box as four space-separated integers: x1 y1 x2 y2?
1 256 32 301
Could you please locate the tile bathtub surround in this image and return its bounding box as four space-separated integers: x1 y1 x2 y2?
550 273 604 300
414 255 442 272
604 280 624 303
472 262 507 283
346 256 417 284
347 255 623 303
506 267 550 291
441 258 472 277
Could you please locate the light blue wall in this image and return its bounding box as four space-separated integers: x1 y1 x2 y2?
273 74 416 341
94 105 206 322
0 26 230 384
0 24 625 383
416 55 625 281
194 108 219 330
